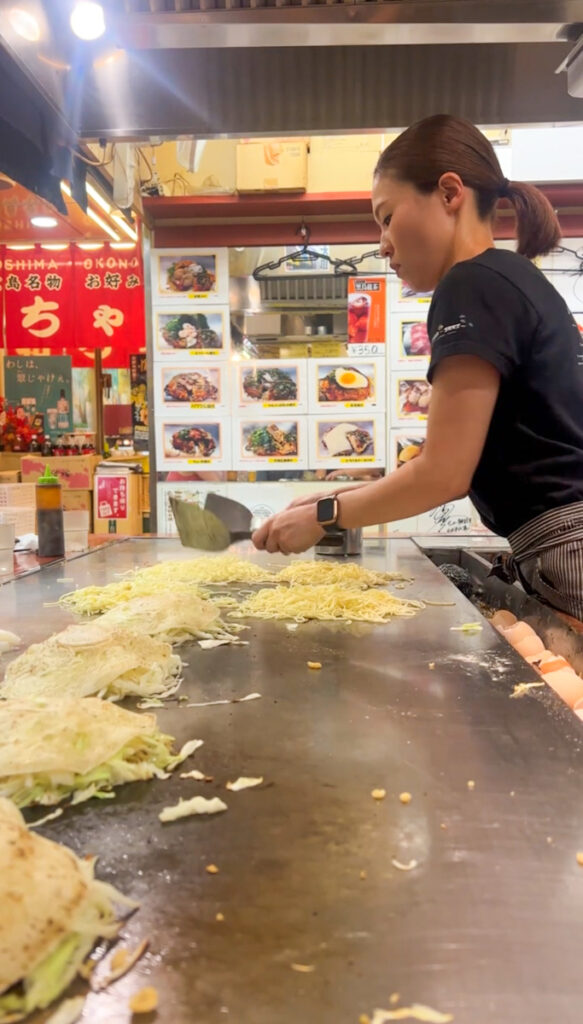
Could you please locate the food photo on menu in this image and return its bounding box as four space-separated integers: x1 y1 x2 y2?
395 434 426 468
241 421 299 458
318 419 375 458
397 378 432 419
162 367 221 406
400 320 431 358
158 254 217 295
317 364 374 403
399 280 434 300
240 366 298 404
163 422 221 460
157 311 224 352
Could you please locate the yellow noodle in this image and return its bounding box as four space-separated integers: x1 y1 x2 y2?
231 584 424 625
276 561 411 589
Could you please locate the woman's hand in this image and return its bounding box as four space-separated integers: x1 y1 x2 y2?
252 504 325 555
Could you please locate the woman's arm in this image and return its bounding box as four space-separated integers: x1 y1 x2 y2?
252 354 500 554
337 354 500 528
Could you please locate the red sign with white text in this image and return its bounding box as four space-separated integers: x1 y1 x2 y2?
2 243 146 364
4 247 75 351
95 475 128 520
74 245 145 353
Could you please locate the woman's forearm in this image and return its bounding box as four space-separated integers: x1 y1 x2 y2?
336 456 466 529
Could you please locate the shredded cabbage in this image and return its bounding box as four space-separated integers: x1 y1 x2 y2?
0 857 134 1022
1 731 201 809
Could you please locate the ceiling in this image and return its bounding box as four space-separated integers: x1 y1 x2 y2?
0 1 581 141
0 175 122 243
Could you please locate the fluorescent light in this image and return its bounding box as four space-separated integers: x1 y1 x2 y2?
110 242 136 250
70 2 105 41
60 181 72 197
77 242 104 250
6 244 34 250
87 207 120 241
40 244 68 250
31 216 57 228
86 181 111 214
111 213 138 242
9 7 40 42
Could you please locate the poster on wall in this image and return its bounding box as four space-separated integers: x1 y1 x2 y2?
393 375 432 426
309 414 385 469
4 247 74 351
391 318 431 369
233 418 308 470
308 358 384 411
154 309 228 359
233 360 307 414
130 354 149 445
347 276 386 356
156 364 229 413
153 249 229 303
4 354 73 439
389 429 426 472
156 418 230 471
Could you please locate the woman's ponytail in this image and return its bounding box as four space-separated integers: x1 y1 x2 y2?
376 115 562 261
505 181 561 260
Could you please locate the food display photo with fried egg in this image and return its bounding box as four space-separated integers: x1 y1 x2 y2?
308 358 384 411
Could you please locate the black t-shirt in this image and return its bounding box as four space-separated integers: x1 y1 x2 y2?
427 248 583 537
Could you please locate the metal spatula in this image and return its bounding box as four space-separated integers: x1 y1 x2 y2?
169 493 253 551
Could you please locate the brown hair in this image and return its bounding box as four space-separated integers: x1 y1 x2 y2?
375 114 561 260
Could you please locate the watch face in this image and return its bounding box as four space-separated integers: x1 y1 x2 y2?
317 497 336 525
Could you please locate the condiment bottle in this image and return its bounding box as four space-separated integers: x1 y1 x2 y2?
36 466 65 558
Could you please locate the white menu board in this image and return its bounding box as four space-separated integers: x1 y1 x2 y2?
390 314 431 371
156 417 230 471
309 413 385 469
154 308 229 360
233 417 308 471
388 428 426 472
155 363 229 414
232 360 308 414
152 248 229 304
392 373 432 427
307 358 385 412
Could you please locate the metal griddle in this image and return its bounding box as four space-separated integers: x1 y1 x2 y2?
4 537 583 1024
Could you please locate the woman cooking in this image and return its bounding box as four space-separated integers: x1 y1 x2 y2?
252 114 583 620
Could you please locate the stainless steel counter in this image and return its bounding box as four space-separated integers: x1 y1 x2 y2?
5 538 583 1024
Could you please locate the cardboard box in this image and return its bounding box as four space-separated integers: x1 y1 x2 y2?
93 472 142 536
308 135 382 193
0 454 24 474
236 142 307 193
20 455 101 490
63 489 92 511
0 470 20 484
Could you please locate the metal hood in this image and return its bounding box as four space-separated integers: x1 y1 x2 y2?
0 0 581 139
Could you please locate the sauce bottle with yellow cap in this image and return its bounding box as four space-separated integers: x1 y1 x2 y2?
36 466 65 558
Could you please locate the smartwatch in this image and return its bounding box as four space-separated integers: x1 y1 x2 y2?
316 496 340 534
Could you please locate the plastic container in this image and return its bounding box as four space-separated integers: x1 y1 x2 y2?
63 510 90 553
0 523 15 550
36 466 65 558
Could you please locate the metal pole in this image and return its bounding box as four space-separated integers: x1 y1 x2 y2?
94 348 104 456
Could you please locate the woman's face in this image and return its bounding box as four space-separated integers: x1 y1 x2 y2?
372 172 455 293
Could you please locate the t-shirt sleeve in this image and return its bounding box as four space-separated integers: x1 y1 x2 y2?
427 262 528 384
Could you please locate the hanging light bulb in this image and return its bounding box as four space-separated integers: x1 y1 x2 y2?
70 2 105 41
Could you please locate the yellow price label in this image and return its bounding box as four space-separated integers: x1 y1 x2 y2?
267 457 298 463
263 401 296 408
189 349 219 357
339 457 375 463
187 458 212 464
190 402 215 409
345 402 365 408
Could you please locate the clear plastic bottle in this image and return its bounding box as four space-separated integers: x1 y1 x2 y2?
36 466 65 558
